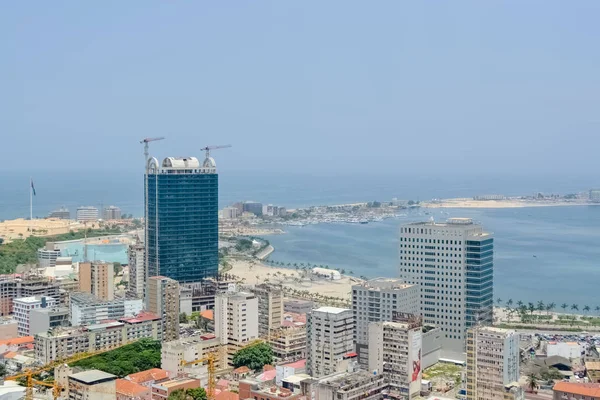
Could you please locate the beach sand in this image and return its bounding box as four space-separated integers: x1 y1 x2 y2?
227 259 360 301
422 198 590 209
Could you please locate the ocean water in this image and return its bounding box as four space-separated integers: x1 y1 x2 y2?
267 206 600 307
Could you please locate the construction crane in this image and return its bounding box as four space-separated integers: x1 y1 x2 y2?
181 352 217 400
200 144 231 160
140 137 165 168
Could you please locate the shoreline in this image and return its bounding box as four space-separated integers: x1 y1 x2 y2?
421 198 595 209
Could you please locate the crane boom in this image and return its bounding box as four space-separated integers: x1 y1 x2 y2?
200 144 231 159
140 137 166 172
181 353 217 400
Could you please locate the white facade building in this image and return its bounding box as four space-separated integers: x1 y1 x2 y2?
161 335 224 378
76 206 99 222
214 291 259 363
70 293 143 326
352 278 419 366
221 207 238 219
399 218 494 359
466 326 523 400
37 243 61 268
13 296 57 336
127 244 145 299
369 321 422 399
307 307 355 378
103 205 121 220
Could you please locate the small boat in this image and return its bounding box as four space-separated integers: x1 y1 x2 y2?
359 220 368 224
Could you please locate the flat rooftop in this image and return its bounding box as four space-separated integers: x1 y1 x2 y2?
313 306 351 314
69 369 116 384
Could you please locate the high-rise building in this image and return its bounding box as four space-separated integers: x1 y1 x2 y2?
161 334 225 378
76 206 99 222
48 207 70 219
352 278 419 366
37 242 61 268
250 283 283 337
146 156 219 283
215 291 259 363
466 326 523 400
307 307 354 378
0 276 60 316
399 218 493 358
368 320 422 399
79 262 114 301
243 201 263 216
69 293 143 326
13 296 57 336
127 244 145 299
103 205 122 220
146 276 180 342
221 207 238 219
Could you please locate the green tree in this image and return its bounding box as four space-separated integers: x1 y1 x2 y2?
561 303 568 312
527 374 538 392
113 262 122 276
232 342 273 371
497 298 502 306
537 301 545 313
571 304 579 312
179 312 188 323
517 300 523 308
0 362 6 377
584 305 591 314
169 388 207 400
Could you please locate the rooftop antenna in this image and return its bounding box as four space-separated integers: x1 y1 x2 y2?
200 144 232 161
140 137 165 171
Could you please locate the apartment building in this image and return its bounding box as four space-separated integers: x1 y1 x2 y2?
250 284 284 337
37 242 62 268
68 369 116 400
215 291 259 364
127 244 146 299
400 218 494 359
103 205 122 220
0 275 60 316
352 278 419 366
269 312 306 361
161 334 224 377
306 307 354 378
29 307 69 335
151 378 201 400
146 276 180 342
79 262 115 301
315 371 388 400
35 312 160 363
466 326 523 400
368 320 422 399
76 206 99 222
14 296 57 336
69 292 143 326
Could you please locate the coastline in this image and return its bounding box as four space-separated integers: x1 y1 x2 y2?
421 198 594 209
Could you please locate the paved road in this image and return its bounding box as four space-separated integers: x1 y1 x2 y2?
525 391 553 400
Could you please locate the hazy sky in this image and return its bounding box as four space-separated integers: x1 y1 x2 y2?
2 2 599 176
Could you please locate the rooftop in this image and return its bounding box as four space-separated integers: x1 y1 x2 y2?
0 336 34 347
586 361 600 371
200 310 214 321
313 306 351 315
86 321 124 331
69 369 116 384
116 379 149 396
126 368 169 384
14 296 55 304
281 359 306 369
282 374 311 384
155 378 200 389
553 382 600 396
356 277 414 290
215 391 239 400
119 311 161 324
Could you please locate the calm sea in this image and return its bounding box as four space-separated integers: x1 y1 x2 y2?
1 170 598 307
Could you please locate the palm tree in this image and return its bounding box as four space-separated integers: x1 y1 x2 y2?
584 305 591 314
595 306 600 315
527 374 538 393
536 301 544 313
571 304 579 312
517 300 524 308
507 299 513 308
528 302 535 316
497 298 502 306
546 302 555 315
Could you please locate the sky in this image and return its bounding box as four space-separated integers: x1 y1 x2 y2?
1 1 599 178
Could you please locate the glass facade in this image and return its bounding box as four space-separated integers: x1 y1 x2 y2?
465 238 494 328
146 170 219 283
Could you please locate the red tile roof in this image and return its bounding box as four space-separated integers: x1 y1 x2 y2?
282 359 306 369
233 366 251 374
126 368 169 384
120 311 161 324
0 336 34 347
116 379 150 396
216 391 239 400
200 310 214 321
553 382 600 397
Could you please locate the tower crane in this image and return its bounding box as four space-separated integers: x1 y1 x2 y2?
140 137 165 169
181 352 217 400
200 144 231 160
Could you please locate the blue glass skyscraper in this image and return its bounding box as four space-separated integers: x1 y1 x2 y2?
145 156 219 283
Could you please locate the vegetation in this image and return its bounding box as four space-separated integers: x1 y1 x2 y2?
235 238 253 252
168 388 207 400
70 339 161 377
232 342 273 371
423 363 462 381
527 373 538 392
113 262 123 275
0 227 122 274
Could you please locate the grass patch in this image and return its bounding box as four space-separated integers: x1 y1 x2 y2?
423 362 462 380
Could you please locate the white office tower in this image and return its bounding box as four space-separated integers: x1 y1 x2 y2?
76 206 99 222
352 278 419 366
399 218 493 360
307 307 355 378
127 244 145 299
368 319 422 399
466 326 523 400
214 291 259 364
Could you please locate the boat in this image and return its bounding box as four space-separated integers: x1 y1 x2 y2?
359 219 368 224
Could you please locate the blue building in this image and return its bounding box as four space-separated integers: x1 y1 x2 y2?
145 156 219 283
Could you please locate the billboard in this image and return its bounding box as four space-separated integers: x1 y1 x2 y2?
410 329 422 383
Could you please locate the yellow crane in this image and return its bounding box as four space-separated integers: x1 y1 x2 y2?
181 352 217 400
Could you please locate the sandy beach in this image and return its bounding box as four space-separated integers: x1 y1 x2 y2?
422 198 591 209
227 259 360 301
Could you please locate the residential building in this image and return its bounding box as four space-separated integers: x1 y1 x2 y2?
69 292 143 326
352 278 419 366
103 205 122 220
161 334 224 377
79 262 114 301
215 291 259 364
368 320 422 399
586 361 600 383
76 206 99 222
68 369 117 400
552 382 600 399
146 276 180 342
125 368 170 388
222 207 238 219
276 359 306 386
117 378 151 400
14 296 57 336
243 202 263 216
29 307 69 335
151 378 201 400
251 284 284 337
48 207 71 219
466 326 523 400
35 312 161 363
270 312 307 361
306 307 354 378
0 275 59 316
400 218 494 359
315 371 388 400
0 318 18 340
37 242 62 268
590 190 600 203
127 244 146 299
146 156 218 283
284 299 314 314
239 380 305 400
